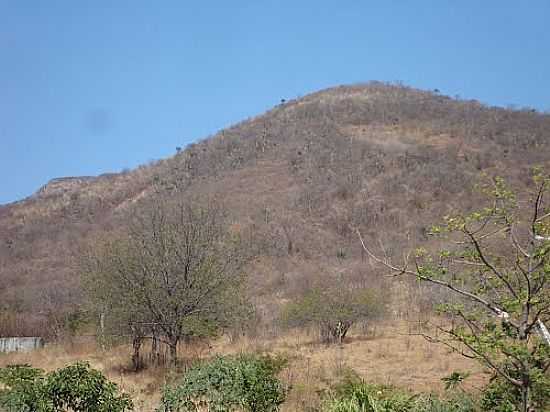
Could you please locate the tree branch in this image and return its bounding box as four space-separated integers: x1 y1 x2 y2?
356 229 519 329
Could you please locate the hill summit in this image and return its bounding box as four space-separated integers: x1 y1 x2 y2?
1 81 549 336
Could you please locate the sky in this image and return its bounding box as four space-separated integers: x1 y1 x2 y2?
1 1 549 204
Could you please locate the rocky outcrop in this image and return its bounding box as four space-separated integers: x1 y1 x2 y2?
34 176 96 199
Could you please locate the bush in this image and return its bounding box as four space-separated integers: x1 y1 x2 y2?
158 354 287 412
281 286 384 344
0 362 133 412
324 373 476 412
0 365 49 412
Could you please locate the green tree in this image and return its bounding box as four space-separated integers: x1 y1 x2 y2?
82 198 253 366
357 169 550 412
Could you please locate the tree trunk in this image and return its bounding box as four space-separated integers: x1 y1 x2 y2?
168 336 179 366
132 335 143 371
537 319 550 346
151 326 161 366
338 322 351 343
320 322 352 345
99 312 105 350
520 384 530 412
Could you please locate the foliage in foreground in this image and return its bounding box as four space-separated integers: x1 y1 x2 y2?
359 168 550 412
158 354 287 412
324 366 550 412
324 373 476 412
0 362 133 412
480 357 550 412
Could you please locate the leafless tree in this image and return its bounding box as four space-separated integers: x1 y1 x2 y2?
82 197 252 365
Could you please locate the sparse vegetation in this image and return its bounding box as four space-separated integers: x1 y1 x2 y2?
1 84 549 410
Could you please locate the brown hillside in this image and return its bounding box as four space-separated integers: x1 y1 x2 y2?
1 81 549 336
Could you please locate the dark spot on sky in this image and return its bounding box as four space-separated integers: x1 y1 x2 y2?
85 109 115 135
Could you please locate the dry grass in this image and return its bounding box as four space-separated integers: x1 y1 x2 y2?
214 321 485 411
0 321 486 412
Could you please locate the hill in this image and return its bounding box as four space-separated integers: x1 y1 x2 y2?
1 81 550 336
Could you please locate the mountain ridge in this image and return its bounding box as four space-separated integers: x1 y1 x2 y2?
1 81 549 337
6 82 548 206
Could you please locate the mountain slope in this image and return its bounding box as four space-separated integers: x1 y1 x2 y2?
1 81 549 336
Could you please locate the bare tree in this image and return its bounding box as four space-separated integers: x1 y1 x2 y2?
82 197 252 365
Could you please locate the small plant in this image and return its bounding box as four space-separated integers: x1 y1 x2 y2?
0 362 133 412
158 354 287 412
441 371 470 391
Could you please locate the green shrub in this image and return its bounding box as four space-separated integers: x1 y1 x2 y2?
45 362 134 411
0 362 133 412
0 365 50 412
324 374 476 412
280 286 384 344
158 354 287 412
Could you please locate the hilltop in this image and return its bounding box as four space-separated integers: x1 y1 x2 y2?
1 81 550 336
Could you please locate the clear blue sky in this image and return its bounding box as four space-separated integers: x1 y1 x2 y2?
1 1 549 204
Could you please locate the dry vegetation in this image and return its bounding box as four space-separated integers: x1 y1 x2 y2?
1 82 549 410
0 321 486 411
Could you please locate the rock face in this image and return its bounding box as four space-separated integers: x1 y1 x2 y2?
0 337 44 353
34 176 96 199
